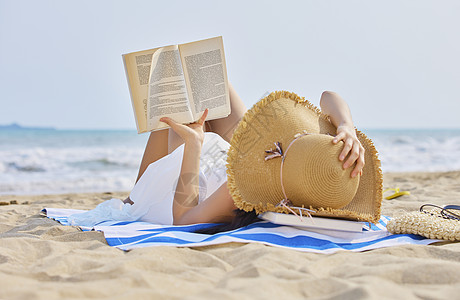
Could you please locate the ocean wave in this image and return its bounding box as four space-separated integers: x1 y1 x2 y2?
1 129 460 195
371 131 460 172
68 158 136 170
0 172 138 195
391 136 412 145
0 146 142 174
6 162 46 172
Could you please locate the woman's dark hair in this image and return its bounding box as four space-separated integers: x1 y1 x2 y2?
195 209 261 234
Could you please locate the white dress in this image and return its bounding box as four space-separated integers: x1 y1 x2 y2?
68 132 230 226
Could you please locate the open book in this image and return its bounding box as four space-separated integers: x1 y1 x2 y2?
122 36 231 133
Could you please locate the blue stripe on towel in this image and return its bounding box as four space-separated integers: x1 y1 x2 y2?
42 208 439 253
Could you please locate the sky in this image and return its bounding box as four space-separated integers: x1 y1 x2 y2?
0 0 459 130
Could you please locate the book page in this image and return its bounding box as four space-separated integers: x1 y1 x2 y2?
147 45 194 131
122 48 160 133
179 36 230 121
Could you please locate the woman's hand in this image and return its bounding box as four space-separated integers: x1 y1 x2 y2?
332 124 365 178
160 108 209 145
319 91 364 178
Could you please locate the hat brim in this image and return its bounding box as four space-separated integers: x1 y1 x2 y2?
226 91 383 223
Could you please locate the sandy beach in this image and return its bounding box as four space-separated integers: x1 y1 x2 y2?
1 171 460 299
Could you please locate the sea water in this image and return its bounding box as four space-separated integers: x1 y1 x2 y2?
0 129 147 195
1 128 459 195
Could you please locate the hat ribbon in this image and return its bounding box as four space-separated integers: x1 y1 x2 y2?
265 131 316 221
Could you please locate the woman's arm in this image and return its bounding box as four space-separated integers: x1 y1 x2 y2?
320 91 365 178
173 183 237 225
159 109 210 224
171 140 202 223
170 137 237 225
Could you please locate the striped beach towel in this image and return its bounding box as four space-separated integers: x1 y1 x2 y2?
43 208 439 253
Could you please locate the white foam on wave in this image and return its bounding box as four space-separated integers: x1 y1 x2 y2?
0 172 137 195
0 145 144 195
370 130 460 172
1 146 142 173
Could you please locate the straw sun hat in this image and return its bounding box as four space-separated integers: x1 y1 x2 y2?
226 91 383 223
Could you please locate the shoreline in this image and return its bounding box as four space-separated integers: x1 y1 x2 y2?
2 170 460 214
2 169 460 196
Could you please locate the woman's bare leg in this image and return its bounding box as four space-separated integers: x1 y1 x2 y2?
208 82 247 143
123 121 212 205
124 129 170 204
135 130 169 183
133 121 213 183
